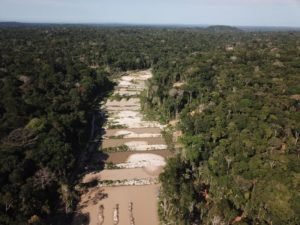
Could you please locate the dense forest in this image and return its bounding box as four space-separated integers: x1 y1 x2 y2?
0 24 299 224
145 31 300 224
0 26 118 224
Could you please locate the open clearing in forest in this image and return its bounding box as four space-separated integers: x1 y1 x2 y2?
75 70 171 225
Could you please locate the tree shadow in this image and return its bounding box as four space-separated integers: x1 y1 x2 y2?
70 79 116 224
79 188 108 209
72 212 90 225
77 107 110 177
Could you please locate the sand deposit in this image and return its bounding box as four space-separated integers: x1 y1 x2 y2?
75 70 171 225
107 130 161 139
77 185 160 225
116 153 166 170
82 168 158 183
106 110 163 129
104 150 172 164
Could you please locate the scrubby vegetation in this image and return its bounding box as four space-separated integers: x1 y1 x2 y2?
0 24 299 224
102 145 130 153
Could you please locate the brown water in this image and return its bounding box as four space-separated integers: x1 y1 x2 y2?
74 70 171 225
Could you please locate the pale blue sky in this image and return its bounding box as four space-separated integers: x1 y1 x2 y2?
0 0 300 27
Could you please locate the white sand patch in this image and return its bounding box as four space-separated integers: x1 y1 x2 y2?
108 110 163 128
118 80 132 88
123 87 144 91
116 154 166 169
130 144 167 151
121 76 135 82
104 150 172 164
106 127 161 134
132 71 152 80
104 128 163 139
144 165 164 173
115 89 139 96
117 131 162 138
104 98 141 111
105 105 140 112
173 82 186 88
137 74 152 80
125 141 148 146
105 98 140 106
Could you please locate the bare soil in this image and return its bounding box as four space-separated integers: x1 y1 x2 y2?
102 137 166 148
75 70 169 225
104 127 162 138
77 185 160 225
82 168 159 183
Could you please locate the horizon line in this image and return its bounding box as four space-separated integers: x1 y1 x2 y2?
1 20 300 29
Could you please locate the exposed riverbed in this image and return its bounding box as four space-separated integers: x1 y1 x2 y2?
75 70 171 225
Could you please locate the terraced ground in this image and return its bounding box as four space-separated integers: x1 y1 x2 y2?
75 70 171 225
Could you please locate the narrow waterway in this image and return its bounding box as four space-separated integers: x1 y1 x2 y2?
75 70 171 225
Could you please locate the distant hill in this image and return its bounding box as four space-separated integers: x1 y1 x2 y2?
1 22 299 32
240 26 300 32
205 25 242 32
0 22 24 28
0 22 58 28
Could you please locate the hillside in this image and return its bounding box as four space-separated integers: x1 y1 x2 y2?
205 25 242 32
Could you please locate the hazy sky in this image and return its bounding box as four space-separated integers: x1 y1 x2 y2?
1 0 300 26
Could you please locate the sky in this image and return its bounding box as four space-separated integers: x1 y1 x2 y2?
0 0 300 27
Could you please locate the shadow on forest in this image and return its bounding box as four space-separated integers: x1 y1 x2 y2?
72 212 90 225
69 80 116 225
79 188 108 210
78 108 110 177
75 80 117 178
